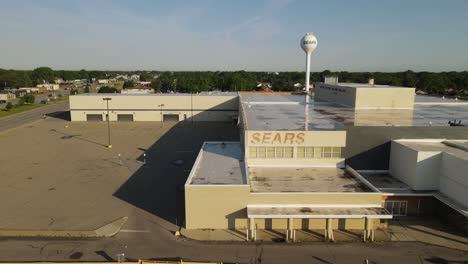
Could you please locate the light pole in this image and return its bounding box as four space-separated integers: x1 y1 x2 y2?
190 83 194 125
103 97 112 148
158 104 165 128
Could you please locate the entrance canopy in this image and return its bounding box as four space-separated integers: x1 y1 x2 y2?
247 204 392 219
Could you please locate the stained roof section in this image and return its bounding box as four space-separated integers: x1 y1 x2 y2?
240 94 468 131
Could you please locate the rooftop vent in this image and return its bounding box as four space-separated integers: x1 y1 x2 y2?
448 119 464 127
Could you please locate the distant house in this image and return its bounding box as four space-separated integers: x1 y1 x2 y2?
416 90 428 95
130 75 140 81
97 79 109 84
116 75 129 80
138 81 151 86
37 83 59 91
121 88 154 94
444 88 458 96
0 93 16 102
256 82 272 92
121 83 154 94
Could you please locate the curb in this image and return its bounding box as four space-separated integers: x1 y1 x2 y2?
0 216 128 238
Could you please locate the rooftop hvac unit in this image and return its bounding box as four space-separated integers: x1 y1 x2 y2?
324 76 338 85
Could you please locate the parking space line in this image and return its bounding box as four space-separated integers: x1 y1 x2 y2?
119 229 151 233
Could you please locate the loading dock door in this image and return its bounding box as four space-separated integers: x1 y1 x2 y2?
163 114 179 122
86 114 103 122
117 114 134 122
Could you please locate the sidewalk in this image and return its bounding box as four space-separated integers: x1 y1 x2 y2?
387 219 468 251
181 228 390 242
181 219 467 250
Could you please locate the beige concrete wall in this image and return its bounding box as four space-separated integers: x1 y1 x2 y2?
185 184 382 229
355 88 415 109
249 193 382 205
185 185 250 229
69 94 238 122
352 109 414 126
314 84 415 109
389 141 418 187
245 130 346 166
252 218 381 230
314 84 357 107
249 158 345 167
440 153 468 208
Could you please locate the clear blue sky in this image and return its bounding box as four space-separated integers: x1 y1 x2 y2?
1 0 467 72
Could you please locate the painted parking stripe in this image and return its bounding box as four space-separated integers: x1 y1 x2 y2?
119 230 151 233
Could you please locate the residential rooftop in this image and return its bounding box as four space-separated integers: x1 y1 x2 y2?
187 142 247 185
248 167 372 193
240 94 468 131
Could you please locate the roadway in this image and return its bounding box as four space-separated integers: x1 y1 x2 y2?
0 101 69 132
0 232 465 263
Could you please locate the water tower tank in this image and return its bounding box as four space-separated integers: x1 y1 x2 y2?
301 33 318 54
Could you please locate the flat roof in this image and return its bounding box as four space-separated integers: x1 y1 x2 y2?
188 142 247 185
415 95 468 104
240 94 468 130
73 91 238 97
355 171 468 217
357 171 429 194
335 83 399 89
247 205 392 219
248 167 372 193
396 140 468 160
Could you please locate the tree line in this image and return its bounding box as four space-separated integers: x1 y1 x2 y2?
1 67 467 96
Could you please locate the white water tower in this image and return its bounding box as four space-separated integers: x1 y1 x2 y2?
301 33 318 92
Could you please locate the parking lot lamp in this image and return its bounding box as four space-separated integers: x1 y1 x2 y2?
158 104 165 128
103 97 112 148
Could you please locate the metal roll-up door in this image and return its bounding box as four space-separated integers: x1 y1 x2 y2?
86 114 103 122
163 114 179 122
117 114 134 122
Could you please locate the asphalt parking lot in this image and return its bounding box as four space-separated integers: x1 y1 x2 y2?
0 115 466 263
0 116 239 231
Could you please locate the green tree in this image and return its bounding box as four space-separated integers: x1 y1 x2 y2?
20 94 35 104
123 80 134 88
26 94 35 104
31 67 54 85
22 73 32 87
150 81 161 92
98 86 118 93
18 97 25 106
78 69 88 80
402 70 417 87
5 102 12 110
140 72 154 82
